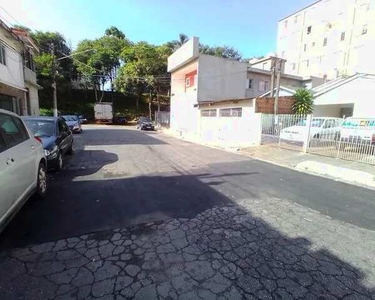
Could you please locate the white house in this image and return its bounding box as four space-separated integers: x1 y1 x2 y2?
0 19 41 115
312 73 375 118
168 37 323 148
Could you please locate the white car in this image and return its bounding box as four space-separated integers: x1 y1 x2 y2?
280 117 343 143
0 109 48 232
339 117 375 145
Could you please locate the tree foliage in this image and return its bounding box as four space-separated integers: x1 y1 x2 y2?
73 28 130 101
114 42 172 110
292 89 314 115
200 44 242 61
166 33 189 51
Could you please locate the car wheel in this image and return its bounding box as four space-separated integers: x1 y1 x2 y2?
67 141 74 155
36 162 48 198
56 152 63 171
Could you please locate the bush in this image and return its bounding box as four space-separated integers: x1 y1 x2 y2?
292 89 314 115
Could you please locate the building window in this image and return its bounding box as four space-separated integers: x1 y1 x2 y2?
0 43 6 65
304 44 307 52
312 42 315 47
292 63 296 70
24 50 34 71
319 56 324 63
281 51 285 58
259 80 269 92
303 60 309 68
201 109 217 117
284 20 288 28
185 70 197 89
307 26 312 35
323 37 328 46
219 108 242 117
294 15 299 23
362 24 368 35
247 79 253 89
341 32 345 41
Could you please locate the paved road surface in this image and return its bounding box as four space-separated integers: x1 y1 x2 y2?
0 125 374 300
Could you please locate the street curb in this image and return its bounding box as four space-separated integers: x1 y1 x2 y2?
159 130 375 190
295 161 375 189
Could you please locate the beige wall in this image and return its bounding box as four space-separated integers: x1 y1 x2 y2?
197 55 248 102
0 26 24 89
278 0 375 79
199 100 262 147
245 72 304 98
25 83 39 116
170 60 199 136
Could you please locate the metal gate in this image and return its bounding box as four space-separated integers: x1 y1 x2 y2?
261 114 375 165
155 111 170 128
308 118 375 165
261 114 307 151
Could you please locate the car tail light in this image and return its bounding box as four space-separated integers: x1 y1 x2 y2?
34 136 42 144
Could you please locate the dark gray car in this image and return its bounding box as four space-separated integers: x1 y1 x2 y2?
23 116 74 171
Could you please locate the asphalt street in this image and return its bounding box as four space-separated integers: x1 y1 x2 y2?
0 125 374 300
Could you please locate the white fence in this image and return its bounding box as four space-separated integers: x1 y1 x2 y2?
261 114 375 165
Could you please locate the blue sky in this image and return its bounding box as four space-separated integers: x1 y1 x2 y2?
2 0 313 57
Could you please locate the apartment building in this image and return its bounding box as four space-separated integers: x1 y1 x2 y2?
0 19 40 115
277 0 375 79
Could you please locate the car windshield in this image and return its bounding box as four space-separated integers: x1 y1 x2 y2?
24 119 55 137
295 119 325 128
63 115 78 122
342 119 375 128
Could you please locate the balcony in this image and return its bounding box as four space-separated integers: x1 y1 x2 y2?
24 66 37 86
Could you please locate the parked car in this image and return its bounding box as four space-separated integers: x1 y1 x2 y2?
0 109 48 232
62 115 82 133
280 117 342 142
113 115 128 125
137 117 155 131
23 116 74 171
78 115 88 124
338 117 375 145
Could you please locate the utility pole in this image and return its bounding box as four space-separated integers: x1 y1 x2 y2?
270 59 275 99
50 43 58 117
274 59 281 115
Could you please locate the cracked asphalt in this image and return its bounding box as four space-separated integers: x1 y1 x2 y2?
1 125 375 300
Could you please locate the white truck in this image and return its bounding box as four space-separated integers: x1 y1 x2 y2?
94 102 113 123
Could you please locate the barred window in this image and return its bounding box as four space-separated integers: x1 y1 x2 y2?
219 108 242 117
201 109 217 117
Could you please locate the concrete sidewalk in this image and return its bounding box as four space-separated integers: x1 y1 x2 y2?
240 145 375 189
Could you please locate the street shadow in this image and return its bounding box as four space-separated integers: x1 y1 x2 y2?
60 149 119 177
0 171 374 298
81 128 167 146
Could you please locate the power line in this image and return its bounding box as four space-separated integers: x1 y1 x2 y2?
0 4 22 26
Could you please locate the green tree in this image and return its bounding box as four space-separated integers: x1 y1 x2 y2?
166 33 189 51
114 42 172 111
105 26 126 39
73 28 130 101
292 89 314 115
199 44 242 61
29 30 75 110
